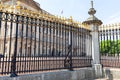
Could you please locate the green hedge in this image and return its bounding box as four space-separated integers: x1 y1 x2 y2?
100 40 120 55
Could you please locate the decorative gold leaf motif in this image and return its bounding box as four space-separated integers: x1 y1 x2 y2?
0 3 90 30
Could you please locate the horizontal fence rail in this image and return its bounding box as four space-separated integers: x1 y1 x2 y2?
99 24 120 68
0 11 92 76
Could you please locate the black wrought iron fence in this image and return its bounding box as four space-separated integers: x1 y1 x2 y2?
99 24 120 68
0 10 92 76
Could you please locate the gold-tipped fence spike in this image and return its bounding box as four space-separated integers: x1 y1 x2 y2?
62 17 64 20
118 23 120 26
0 3 92 30
111 24 114 27
17 1 20 6
115 23 118 26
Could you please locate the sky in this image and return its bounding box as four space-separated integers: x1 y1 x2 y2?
34 0 120 25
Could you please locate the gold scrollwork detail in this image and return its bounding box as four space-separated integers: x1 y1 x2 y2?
0 3 91 30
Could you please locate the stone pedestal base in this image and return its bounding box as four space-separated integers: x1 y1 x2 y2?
93 64 103 78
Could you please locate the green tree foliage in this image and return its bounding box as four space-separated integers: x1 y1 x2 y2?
100 40 120 56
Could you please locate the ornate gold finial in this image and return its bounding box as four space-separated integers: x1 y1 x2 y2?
17 1 20 6
0 0 3 4
0 1 3 11
69 16 73 20
69 16 73 23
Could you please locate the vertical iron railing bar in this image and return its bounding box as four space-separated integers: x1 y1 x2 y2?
61 24 63 68
74 28 76 58
64 24 67 68
78 27 80 67
118 28 120 66
20 16 24 73
110 28 113 67
84 29 86 66
29 18 33 72
52 22 55 69
113 29 116 67
49 21 52 69
59 24 61 68
81 28 83 66
57 23 60 68
78 28 80 67
0 12 3 74
27 17 30 72
57 23 60 69
34 18 37 71
88 30 90 66
38 19 41 71
57 22 59 69
100 28 103 64
16 16 20 73
64 25 71 69
40 19 42 71
79 28 81 66
80 27 82 67
104 30 108 66
33 18 35 71
47 21 49 69
81 28 84 66
86 30 88 66
45 20 48 69
115 28 118 67
24 17 29 72
10 15 19 77
79 28 82 67
76 28 78 58
85 30 88 66
22 16 25 72
69 25 73 70
107 29 110 67
30 18 33 71
113 29 115 57
105 29 108 67
56 22 60 69
2 13 8 74
110 29 112 57
41 20 45 71
61 24 64 66
87 30 90 66
103 29 106 64
99 30 104 56
53 22 56 69
36 19 39 71
90 30 92 66
43 20 46 70
76 28 78 67
7 14 13 74
40 19 44 71
16 16 19 73
26 17 29 72
55 22 57 69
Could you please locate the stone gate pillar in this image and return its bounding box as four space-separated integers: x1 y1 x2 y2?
82 1 103 78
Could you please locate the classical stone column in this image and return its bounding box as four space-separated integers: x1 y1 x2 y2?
82 1 103 78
